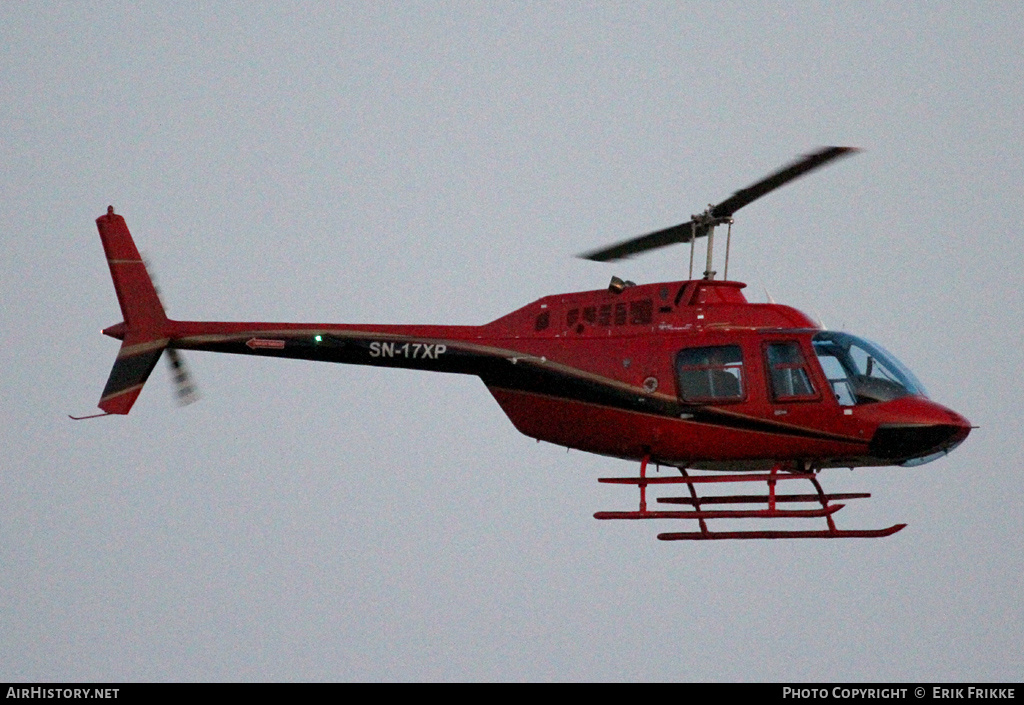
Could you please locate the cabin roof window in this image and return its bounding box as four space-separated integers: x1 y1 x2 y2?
630 299 653 324
615 302 627 326
534 310 550 331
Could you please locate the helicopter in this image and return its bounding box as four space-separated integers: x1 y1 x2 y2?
76 147 971 540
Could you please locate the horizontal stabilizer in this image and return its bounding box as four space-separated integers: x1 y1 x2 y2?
98 335 168 414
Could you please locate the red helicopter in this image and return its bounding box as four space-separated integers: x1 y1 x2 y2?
77 147 971 540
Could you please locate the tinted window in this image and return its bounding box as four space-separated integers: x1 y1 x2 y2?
676 345 744 401
766 341 816 400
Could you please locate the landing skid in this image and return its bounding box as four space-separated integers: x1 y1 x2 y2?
657 526 905 541
596 457 905 540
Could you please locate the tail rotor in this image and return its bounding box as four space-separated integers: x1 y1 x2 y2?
165 347 198 406
147 258 200 407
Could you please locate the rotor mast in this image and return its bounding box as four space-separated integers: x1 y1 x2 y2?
690 206 734 281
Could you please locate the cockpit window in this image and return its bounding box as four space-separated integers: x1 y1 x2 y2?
812 331 928 405
676 345 744 402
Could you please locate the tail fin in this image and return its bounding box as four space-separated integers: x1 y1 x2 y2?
92 207 170 415
96 206 168 332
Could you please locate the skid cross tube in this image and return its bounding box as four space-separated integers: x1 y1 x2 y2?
657 492 871 506
596 461 906 541
594 504 844 520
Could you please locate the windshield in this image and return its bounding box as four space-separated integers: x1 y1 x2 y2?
811 331 928 405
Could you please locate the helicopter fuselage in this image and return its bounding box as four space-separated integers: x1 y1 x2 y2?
101 271 970 472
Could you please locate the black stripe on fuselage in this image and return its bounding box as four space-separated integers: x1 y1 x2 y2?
174 331 864 445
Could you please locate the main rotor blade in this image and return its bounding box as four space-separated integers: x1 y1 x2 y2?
579 220 711 262
579 146 858 263
709 146 859 219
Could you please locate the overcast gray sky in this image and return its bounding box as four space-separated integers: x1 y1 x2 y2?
2 2 1022 681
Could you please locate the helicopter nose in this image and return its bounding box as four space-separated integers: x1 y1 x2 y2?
867 400 972 461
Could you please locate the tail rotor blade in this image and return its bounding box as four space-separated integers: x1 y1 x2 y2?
165 347 199 406
145 256 200 406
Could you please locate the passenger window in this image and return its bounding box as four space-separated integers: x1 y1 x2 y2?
676 345 744 402
766 342 817 400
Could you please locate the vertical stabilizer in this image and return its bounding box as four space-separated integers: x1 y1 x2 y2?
91 207 170 415
95 206 168 333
